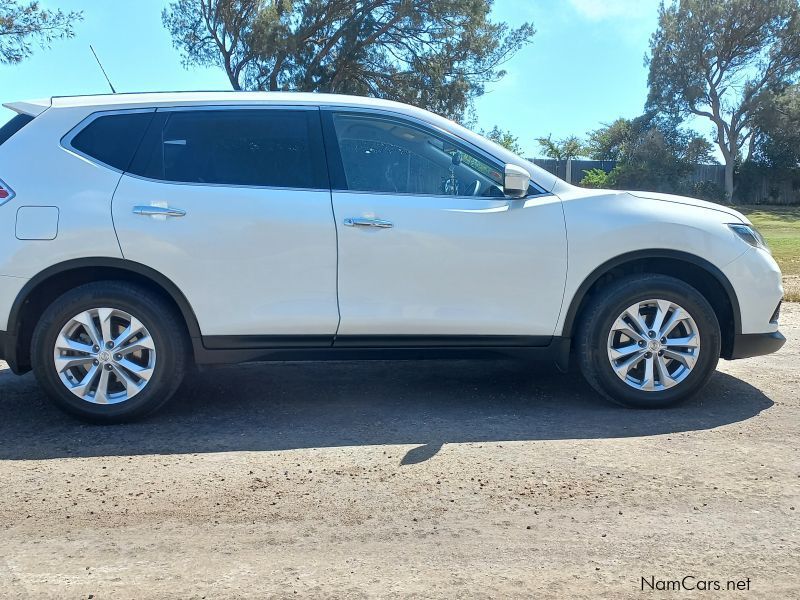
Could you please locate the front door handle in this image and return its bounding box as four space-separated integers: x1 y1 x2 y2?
343 217 393 229
133 205 187 218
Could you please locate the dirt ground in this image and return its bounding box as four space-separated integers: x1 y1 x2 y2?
0 307 798 599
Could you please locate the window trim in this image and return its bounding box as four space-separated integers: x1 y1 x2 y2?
60 108 157 173
62 104 331 193
60 103 552 197
321 106 549 198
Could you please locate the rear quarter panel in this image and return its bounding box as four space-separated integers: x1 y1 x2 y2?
0 106 124 280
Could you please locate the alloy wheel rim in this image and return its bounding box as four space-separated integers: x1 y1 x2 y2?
606 299 700 392
53 308 157 404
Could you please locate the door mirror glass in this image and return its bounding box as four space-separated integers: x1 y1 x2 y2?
504 164 531 198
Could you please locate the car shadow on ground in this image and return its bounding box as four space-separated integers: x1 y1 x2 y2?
0 359 773 461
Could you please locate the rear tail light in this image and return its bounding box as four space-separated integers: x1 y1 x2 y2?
0 178 15 205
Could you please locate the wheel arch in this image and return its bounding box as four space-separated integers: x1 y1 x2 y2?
6 258 201 373
562 250 741 359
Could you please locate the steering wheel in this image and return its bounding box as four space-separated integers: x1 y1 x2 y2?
470 179 481 196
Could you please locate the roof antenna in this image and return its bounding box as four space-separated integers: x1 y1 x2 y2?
89 45 117 94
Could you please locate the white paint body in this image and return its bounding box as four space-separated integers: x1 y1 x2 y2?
0 92 783 342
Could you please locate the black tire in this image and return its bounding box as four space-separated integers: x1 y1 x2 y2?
576 274 721 408
31 281 189 423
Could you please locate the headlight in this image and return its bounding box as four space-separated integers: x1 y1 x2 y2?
728 223 770 253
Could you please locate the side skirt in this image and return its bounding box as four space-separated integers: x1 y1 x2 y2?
194 335 572 371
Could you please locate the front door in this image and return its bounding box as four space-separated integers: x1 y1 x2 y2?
112 106 339 342
325 110 567 342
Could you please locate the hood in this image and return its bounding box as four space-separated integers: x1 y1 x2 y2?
625 190 748 223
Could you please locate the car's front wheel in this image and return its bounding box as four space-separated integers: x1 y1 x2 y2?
576 274 721 408
31 281 189 423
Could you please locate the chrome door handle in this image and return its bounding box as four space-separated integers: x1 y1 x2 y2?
343 217 393 229
133 205 186 218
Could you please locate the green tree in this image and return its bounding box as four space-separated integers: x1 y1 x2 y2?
535 134 583 161
163 0 534 121
646 0 800 200
750 84 800 168
584 118 632 161
0 0 82 64
483 125 523 154
586 114 714 167
583 113 717 195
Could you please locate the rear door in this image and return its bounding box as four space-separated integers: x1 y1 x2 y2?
111 106 339 342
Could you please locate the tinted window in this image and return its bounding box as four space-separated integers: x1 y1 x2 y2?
70 112 155 171
131 109 327 189
0 114 34 146
331 113 504 197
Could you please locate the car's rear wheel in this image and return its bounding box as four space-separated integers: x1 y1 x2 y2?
31 281 189 423
576 274 721 408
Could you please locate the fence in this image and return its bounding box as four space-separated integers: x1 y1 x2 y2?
529 158 799 205
530 158 726 188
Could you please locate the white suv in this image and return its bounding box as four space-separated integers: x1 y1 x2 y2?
0 92 785 422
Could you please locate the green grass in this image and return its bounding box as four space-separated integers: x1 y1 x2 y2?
739 205 800 302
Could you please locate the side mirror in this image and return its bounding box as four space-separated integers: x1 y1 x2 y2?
503 164 530 198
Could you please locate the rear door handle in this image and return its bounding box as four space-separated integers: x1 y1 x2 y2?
343 217 393 229
133 205 186 218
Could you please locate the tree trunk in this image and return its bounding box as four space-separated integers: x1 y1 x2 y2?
724 157 734 202
721 132 737 203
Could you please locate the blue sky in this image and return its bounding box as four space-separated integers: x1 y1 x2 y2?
0 0 675 157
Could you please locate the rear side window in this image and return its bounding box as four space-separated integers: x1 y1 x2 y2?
129 109 327 189
69 111 155 171
0 114 34 146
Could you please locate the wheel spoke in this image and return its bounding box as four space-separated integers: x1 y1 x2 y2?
622 303 649 336
611 317 645 342
93 368 110 404
117 358 154 382
609 343 642 360
72 364 101 398
655 354 677 388
55 335 94 356
663 334 699 348
641 355 655 390
113 317 147 349
118 335 155 356
111 363 140 395
72 311 102 348
613 349 646 377
55 355 95 371
663 348 697 369
98 308 114 347
650 300 671 334
658 306 687 337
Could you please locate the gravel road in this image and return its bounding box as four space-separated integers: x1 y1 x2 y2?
0 306 798 599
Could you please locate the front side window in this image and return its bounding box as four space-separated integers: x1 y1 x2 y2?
331 113 505 197
131 109 326 189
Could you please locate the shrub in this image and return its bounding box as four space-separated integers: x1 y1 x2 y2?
687 180 726 202
580 168 611 188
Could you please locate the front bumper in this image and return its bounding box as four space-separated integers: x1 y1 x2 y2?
728 331 786 360
722 247 783 335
